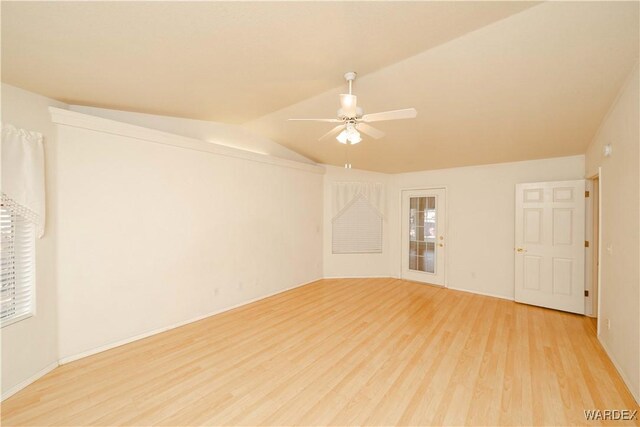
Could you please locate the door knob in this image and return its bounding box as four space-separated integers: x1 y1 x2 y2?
516 247 527 253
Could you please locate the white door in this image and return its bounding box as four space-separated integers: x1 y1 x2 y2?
515 180 585 314
401 189 446 286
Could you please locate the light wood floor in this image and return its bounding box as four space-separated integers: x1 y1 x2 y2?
3 278 638 426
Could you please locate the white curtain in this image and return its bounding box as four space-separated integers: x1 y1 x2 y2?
1 124 46 237
332 182 385 220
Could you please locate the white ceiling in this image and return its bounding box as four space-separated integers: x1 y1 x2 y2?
2 1 638 173
245 2 639 172
1 1 534 124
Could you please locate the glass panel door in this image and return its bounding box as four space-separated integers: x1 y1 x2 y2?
408 196 437 273
402 188 446 286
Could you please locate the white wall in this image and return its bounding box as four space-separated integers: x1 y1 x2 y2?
1 84 66 397
323 165 395 278
585 64 639 403
53 111 324 361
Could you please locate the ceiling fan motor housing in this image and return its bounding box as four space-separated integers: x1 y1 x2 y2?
337 106 363 120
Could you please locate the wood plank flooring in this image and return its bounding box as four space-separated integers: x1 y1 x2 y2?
2 278 638 426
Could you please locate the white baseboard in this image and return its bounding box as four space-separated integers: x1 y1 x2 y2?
321 278 514 301
598 336 640 405
2 361 58 401
446 286 514 301
322 275 396 279
59 278 321 365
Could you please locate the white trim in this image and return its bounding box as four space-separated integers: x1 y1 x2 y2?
584 178 594 317
598 336 640 405
596 167 602 336
58 278 321 365
447 286 514 301
323 276 398 279
325 278 513 301
1 361 58 401
48 107 324 175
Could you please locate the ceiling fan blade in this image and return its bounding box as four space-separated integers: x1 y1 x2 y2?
357 123 385 139
318 125 345 141
288 118 342 123
340 94 358 117
361 108 417 123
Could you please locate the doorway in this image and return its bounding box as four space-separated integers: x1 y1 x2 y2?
401 188 447 286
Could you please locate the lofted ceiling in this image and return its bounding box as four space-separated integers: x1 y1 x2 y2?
245 1 639 172
1 1 535 124
2 1 639 173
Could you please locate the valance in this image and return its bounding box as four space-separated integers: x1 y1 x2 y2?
332 182 385 220
1 124 46 237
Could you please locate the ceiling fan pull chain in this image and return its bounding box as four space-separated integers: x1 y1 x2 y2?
344 143 352 169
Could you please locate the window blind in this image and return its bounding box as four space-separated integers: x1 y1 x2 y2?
1 205 35 326
332 196 383 254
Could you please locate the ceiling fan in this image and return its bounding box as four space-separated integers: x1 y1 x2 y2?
288 72 417 145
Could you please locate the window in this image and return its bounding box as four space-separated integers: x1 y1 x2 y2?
1 205 36 327
332 195 383 254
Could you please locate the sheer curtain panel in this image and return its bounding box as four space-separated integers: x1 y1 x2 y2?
1 124 45 237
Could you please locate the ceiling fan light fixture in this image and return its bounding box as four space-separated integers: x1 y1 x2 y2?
348 130 362 144
336 129 349 144
336 126 361 144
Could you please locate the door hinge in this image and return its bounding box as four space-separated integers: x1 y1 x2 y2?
585 290 589 297
585 240 590 248
585 190 590 197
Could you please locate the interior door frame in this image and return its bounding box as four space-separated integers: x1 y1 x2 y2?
585 178 594 317
596 169 602 336
584 169 602 333
398 186 449 287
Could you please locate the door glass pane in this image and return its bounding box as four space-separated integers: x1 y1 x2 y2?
418 197 426 211
409 255 417 270
410 198 418 210
408 196 436 273
425 242 435 273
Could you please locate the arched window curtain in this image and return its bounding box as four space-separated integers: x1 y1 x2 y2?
1 124 46 237
332 182 385 221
